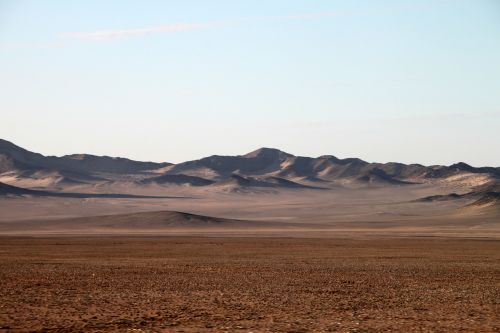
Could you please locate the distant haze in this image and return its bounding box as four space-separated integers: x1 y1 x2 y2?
1 1 499 166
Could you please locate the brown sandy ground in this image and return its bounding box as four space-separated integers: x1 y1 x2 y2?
0 237 499 332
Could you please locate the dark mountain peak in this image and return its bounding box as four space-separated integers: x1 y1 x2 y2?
449 162 474 171
318 155 340 161
0 139 39 155
64 154 96 161
340 157 368 165
0 139 18 150
243 147 293 159
168 148 294 178
62 153 166 165
316 154 367 166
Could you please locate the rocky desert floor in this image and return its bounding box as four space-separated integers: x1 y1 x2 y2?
1 236 499 332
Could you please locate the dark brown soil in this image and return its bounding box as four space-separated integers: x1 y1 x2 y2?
0 237 499 332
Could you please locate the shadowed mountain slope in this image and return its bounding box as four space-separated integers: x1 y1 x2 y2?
0 181 39 196
141 174 214 186
416 179 500 207
211 174 317 190
0 139 171 175
355 168 416 185
467 192 500 208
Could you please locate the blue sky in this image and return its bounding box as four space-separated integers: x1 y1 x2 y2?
1 0 499 166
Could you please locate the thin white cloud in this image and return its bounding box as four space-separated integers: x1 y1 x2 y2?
7 4 433 48
0 42 67 50
58 11 347 42
60 23 215 41
58 9 360 43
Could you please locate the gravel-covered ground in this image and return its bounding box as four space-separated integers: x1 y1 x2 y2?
0 237 499 332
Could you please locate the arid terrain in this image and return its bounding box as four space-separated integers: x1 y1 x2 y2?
0 139 499 238
0 139 499 332
1 237 499 332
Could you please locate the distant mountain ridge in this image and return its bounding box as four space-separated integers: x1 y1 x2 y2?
161 147 499 184
0 139 498 190
0 139 171 175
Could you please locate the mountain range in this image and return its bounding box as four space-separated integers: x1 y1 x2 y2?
0 138 498 193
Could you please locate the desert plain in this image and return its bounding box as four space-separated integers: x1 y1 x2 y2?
0 139 499 332
1 237 499 332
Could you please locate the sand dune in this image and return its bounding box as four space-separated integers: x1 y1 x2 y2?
0 210 290 235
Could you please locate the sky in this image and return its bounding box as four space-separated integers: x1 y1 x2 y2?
1 0 499 166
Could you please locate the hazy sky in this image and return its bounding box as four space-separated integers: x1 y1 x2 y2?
1 0 499 166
